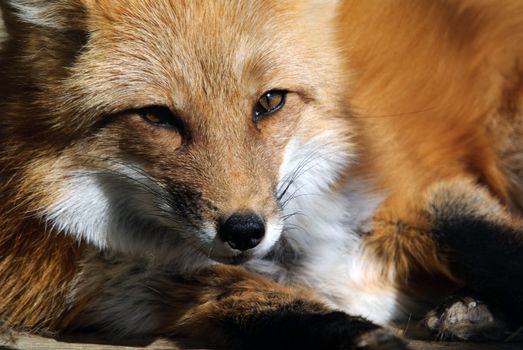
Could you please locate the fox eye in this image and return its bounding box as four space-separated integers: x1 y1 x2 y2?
136 105 182 130
253 90 287 121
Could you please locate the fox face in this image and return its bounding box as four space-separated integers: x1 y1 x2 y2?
1 0 352 267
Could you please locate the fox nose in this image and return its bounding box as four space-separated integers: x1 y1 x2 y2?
218 213 265 251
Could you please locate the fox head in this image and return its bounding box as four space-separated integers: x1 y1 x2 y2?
0 0 353 267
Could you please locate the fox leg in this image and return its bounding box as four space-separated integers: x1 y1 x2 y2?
65 256 410 350
426 180 523 330
364 179 523 340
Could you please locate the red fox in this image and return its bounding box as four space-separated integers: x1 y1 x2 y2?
1 0 523 349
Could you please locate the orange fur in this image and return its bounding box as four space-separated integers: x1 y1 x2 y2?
338 0 523 285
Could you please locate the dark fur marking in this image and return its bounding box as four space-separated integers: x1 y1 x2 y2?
219 310 385 350
166 184 218 227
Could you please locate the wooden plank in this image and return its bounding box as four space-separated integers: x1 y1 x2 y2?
2 335 181 350
409 340 523 350
2 335 522 350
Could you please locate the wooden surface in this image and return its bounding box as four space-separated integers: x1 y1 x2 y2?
2 336 175 350
1 335 522 350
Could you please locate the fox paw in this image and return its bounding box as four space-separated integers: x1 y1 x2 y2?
236 311 412 350
306 313 411 350
425 295 506 341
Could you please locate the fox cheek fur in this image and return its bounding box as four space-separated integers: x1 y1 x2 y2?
1 0 350 267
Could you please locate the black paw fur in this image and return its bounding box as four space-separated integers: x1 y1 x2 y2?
226 311 411 350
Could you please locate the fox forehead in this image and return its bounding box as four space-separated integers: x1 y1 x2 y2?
66 0 340 115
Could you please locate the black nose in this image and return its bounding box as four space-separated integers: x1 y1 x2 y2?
218 213 265 251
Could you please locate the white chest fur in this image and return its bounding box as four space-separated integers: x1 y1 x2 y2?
247 178 402 324
246 135 403 324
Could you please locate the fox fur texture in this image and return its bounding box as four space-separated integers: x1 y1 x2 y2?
1 1 523 349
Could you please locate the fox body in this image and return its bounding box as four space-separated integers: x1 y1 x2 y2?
1 0 523 348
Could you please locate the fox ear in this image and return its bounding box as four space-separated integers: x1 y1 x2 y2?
1 0 86 31
1 0 90 69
